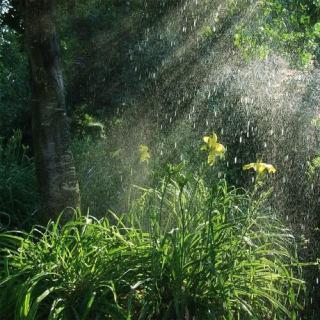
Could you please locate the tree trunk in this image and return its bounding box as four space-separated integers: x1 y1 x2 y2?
24 0 80 222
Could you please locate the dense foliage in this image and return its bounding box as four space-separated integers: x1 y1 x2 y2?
0 30 30 139
0 173 304 319
235 0 320 65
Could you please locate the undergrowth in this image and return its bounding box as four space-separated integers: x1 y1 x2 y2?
0 131 38 230
0 164 304 319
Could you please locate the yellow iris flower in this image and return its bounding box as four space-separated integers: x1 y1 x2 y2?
139 144 151 163
243 161 276 174
201 132 226 166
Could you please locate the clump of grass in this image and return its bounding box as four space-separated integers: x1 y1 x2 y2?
126 165 304 319
0 213 152 319
0 163 304 319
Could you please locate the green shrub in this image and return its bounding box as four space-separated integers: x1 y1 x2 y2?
0 131 38 229
126 168 304 319
0 167 304 319
70 105 105 139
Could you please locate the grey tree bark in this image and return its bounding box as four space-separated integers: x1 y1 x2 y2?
24 0 80 222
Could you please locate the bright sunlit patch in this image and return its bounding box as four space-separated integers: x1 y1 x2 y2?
243 161 276 174
201 132 225 166
139 144 151 163
0 1 10 15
